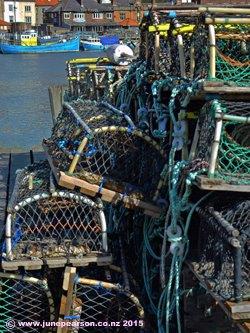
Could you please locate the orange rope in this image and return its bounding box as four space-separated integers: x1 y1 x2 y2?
216 49 250 67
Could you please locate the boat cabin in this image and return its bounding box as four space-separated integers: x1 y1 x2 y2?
20 30 38 46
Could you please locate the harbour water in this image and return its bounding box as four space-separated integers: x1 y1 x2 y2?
0 51 102 152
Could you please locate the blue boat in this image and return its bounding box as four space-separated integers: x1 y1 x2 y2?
81 35 119 51
81 36 105 51
0 36 80 54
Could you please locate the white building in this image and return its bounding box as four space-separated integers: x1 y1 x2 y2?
4 0 36 25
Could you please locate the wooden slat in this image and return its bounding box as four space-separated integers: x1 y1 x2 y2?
44 143 162 217
195 176 250 193
68 254 112 267
226 301 250 320
60 171 161 217
203 81 250 94
2 259 43 271
57 267 77 333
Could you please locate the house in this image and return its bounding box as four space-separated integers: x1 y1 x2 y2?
45 0 86 31
45 0 119 32
0 0 4 19
4 0 36 26
81 0 118 33
113 0 140 27
0 18 11 30
35 0 58 26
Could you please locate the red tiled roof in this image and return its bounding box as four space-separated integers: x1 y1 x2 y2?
36 0 59 6
119 18 139 27
0 19 11 26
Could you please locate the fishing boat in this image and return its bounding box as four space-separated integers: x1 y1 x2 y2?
81 36 105 51
81 35 119 51
0 34 80 54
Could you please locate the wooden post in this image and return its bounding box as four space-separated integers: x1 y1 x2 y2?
57 267 77 333
190 43 195 78
145 31 149 60
206 17 250 25
154 33 160 72
209 102 223 177
177 34 186 78
189 121 200 161
199 7 250 15
48 85 67 124
208 24 216 79
68 137 88 174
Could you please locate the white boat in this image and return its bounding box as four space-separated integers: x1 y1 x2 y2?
81 36 105 51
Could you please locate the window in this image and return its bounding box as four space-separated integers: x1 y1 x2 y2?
119 12 126 20
106 12 112 19
74 13 84 19
92 26 103 32
181 0 192 2
9 15 14 22
25 5 31 12
9 4 13 11
64 12 70 19
92 12 103 19
25 16 32 23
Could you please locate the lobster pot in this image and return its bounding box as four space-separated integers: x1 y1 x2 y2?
192 23 250 86
194 198 249 302
62 266 144 333
44 100 167 207
3 162 109 270
0 273 55 332
194 100 250 185
67 60 128 101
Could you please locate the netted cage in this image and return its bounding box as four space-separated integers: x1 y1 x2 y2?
194 196 249 302
194 99 250 185
67 59 128 102
167 20 196 79
43 99 167 214
0 272 55 332
192 20 250 85
60 265 145 333
2 161 110 270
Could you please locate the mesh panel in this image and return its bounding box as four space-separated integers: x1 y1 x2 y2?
67 62 126 101
44 100 166 201
215 25 250 86
4 162 106 262
195 198 249 301
0 274 55 333
192 23 250 85
195 100 250 184
67 267 144 333
192 23 210 80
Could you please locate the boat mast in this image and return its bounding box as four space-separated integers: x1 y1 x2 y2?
13 0 17 39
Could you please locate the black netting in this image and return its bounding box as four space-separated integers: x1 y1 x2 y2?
195 198 249 301
3 161 107 263
44 100 166 201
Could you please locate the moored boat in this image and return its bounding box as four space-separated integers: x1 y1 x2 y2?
81 36 105 51
81 35 119 51
0 36 80 54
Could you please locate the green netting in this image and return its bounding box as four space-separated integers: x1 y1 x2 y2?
217 121 250 184
0 275 55 332
215 25 250 86
195 100 250 185
216 55 250 86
